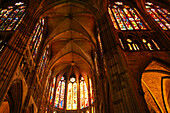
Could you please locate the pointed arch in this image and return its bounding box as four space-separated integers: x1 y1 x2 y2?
140 60 170 113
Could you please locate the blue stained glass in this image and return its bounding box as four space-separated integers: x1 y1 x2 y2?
0 2 26 31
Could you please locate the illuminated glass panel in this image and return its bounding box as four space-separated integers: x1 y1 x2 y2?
127 39 139 50
38 46 49 82
73 82 77 110
145 2 170 30
48 83 52 102
55 81 61 108
80 80 84 109
146 9 167 30
89 79 93 104
0 2 26 31
151 39 160 50
115 2 123 5
150 9 170 29
50 78 56 105
80 77 89 109
111 8 126 30
29 18 45 58
118 8 133 30
84 82 89 107
157 9 170 22
123 8 139 30
59 81 65 109
54 77 65 109
108 8 119 30
108 2 147 30
129 8 147 30
67 82 72 110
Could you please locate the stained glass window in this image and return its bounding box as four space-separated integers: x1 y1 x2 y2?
145 2 170 30
67 82 73 110
89 78 94 104
45 71 52 96
50 77 56 105
0 2 26 31
80 77 89 109
29 18 45 58
54 77 65 109
48 82 52 102
126 38 139 51
48 75 94 111
38 46 49 81
108 2 147 30
141 35 160 50
67 77 77 110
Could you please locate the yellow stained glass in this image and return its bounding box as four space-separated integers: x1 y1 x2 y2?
67 83 72 110
89 79 93 104
73 82 77 110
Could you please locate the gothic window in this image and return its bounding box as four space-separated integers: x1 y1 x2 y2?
80 77 89 109
108 2 147 30
141 35 160 50
45 71 52 96
118 33 125 49
67 77 78 110
126 35 140 51
54 76 65 109
145 2 170 30
49 77 56 105
38 45 49 81
89 78 94 104
46 75 94 112
29 18 45 58
0 2 26 31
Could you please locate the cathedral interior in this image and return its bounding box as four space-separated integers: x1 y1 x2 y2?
0 0 170 113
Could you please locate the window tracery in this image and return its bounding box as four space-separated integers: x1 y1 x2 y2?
141 35 160 50
38 46 49 82
108 2 148 30
145 2 170 30
118 33 161 51
46 75 94 112
0 2 26 31
29 18 45 58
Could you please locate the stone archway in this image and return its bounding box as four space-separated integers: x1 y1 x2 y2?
141 61 170 113
0 80 23 113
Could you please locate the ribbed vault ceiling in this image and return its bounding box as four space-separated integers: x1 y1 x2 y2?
40 2 97 78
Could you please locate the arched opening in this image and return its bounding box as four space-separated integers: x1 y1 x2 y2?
141 61 170 113
0 80 23 113
46 68 95 113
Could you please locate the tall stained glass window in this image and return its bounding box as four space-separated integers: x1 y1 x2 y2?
145 2 170 30
50 77 56 105
108 2 147 30
29 18 45 58
54 77 65 109
45 71 52 96
67 77 77 110
80 77 89 109
89 78 94 104
38 46 49 81
47 75 94 111
0 2 26 31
